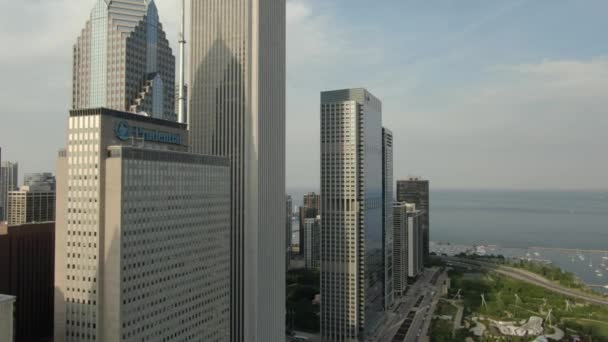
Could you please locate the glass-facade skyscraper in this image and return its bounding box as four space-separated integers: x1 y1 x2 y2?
72 0 176 121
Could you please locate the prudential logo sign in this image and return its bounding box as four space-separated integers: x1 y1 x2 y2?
115 121 183 145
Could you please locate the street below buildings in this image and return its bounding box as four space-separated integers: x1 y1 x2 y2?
374 268 447 342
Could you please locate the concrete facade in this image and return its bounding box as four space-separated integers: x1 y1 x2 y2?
0 295 15 342
54 108 231 342
189 1 287 341
7 187 55 225
320 88 385 341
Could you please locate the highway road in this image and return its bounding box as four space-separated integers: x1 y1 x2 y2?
374 268 447 342
444 257 608 306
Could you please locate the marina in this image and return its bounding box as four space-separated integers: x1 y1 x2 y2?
431 242 608 295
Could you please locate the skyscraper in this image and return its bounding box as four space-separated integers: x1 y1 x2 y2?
0 161 18 222
396 178 430 261
54 108 231 342
72 0 176 121
320 88 384 341
299 192 320 257
382 128 394 309
392 203 409 296
303 216 320 269
392 202 423 297
189 1 286 341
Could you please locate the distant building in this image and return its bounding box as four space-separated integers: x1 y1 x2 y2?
393 202 424 296
320 88 385 341
0 222 54 342
0 161 18 222
303 216 320 269
72 0 176 121
396 178 430 262
393 203 408 296
0 294 15 342
405 203 424 278
382 127 394 309
7 186 55 225
286 195 293 270
299 192 320 257
24 173 56 191
54 108 231 341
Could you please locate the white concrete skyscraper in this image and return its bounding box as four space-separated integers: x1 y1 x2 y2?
320 88 385 341
54 109 231 342
189 1 286 342
72 0 176 121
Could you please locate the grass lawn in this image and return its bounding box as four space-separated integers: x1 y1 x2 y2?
444 268 608 339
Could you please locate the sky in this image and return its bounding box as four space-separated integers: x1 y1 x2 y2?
1 0 607 191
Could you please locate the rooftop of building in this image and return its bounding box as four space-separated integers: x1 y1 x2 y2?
0 222 55 236
70 107 186 130
0 294 16 303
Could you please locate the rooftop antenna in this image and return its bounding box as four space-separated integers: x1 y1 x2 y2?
178 0 187 126
481 294 488 308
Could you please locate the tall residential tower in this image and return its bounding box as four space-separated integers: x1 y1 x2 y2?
72 0 176 121
320 88 385 341
189 1 287 341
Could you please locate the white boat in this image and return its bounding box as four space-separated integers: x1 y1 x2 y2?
534 252 540 257
604 285 608 289
598 273 604 278
578 253 585 261
602 252 608 261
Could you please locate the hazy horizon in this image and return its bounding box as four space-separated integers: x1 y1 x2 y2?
1 0 607 191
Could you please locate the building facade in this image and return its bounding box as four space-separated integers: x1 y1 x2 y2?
392 203 408 296
382 128 394 309
7 187 55 226
0 161 18 222
396 178 430 261
0 222 55 342
0 295 15 342
320 88 384 341
72 0 176 121
24 173 56 191
303 216 320 269
189 1 286 341
392 202 424 297
286 195 293 270
299 192 321 257
54 108 231 342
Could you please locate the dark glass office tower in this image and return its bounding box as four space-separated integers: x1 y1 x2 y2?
396 178 430 262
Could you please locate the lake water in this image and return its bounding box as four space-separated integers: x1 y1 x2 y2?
431 190 608 250
288 189 608 292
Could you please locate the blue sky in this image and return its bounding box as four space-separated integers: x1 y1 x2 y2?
0 0 607 190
